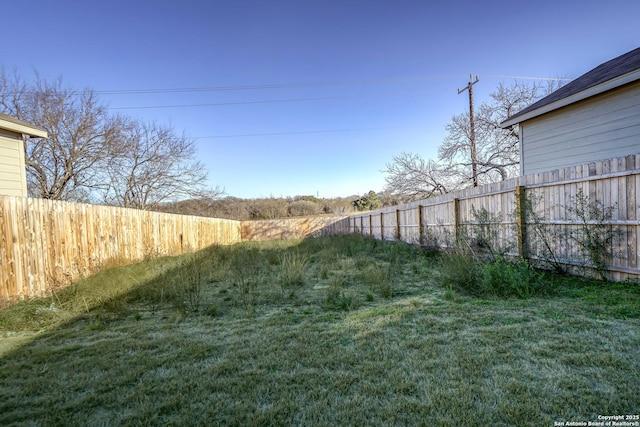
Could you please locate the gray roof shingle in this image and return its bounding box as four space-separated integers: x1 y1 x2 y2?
503 47 640 124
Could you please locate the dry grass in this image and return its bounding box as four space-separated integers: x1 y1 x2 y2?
0 235 638 426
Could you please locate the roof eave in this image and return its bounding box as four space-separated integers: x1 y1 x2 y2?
500 68 640 128
0 115 48 138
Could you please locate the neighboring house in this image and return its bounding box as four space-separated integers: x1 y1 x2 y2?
501 47 640 176
0 113 48 197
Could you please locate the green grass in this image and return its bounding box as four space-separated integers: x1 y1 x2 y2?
0 235 639 426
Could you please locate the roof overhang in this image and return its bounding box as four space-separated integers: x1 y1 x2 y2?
0 113 48 138
500 68 640 128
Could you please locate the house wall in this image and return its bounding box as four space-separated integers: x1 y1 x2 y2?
521 80 640 176
0 129 27 197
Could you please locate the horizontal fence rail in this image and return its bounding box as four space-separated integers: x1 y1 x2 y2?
342 153 640 282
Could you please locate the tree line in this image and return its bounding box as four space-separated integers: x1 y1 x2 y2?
159 191 403 220
158 195 354 220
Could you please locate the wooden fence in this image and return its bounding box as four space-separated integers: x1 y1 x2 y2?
241 216 350 241
0 197 242 299
343 154 640 281
2 153 639 300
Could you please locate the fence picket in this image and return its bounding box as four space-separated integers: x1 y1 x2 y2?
341 154 640 281
0 198 244 299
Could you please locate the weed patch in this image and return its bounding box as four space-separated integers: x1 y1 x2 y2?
280 249 309 289
481 257 546 298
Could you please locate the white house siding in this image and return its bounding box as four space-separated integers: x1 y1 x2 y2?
0 130 27 197
521 80 640 176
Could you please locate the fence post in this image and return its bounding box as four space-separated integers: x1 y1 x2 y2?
395 209 401 241
417 205 423 245
453 198 460 245
380 212 384 241
369 214 373 238
515 185 527 259
360 216 364 235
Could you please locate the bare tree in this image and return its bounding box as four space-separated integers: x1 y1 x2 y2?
385 80 564 199
0 68 223 208
439 80 563 185
0 70 123 201
104 121 215 209
383 152 458 202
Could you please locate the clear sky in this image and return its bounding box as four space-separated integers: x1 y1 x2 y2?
2 0 639 199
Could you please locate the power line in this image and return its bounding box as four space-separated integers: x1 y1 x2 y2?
107 87 462 110
97 81 330 95
4 75 460 97
91 74 493 96
2 74 571 99
94 74 571 96
481 74 573 81
193 126 395 139
108 95 348 110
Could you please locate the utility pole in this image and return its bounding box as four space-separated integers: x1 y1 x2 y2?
458 74 480 187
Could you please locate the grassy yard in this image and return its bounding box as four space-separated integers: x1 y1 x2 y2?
1 235 639 426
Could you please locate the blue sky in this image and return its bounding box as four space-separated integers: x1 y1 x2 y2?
1 0 639 199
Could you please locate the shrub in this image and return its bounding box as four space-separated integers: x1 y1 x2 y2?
439 253 546 299
324 274 359 310
480 257 545 299
229 247 263 309
325 275 344 308
287 199 321 217
521 194 565 273
438 254 482 295
567 188 620 280
280 250 309 288
358 258 396 299
466 206 513 260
